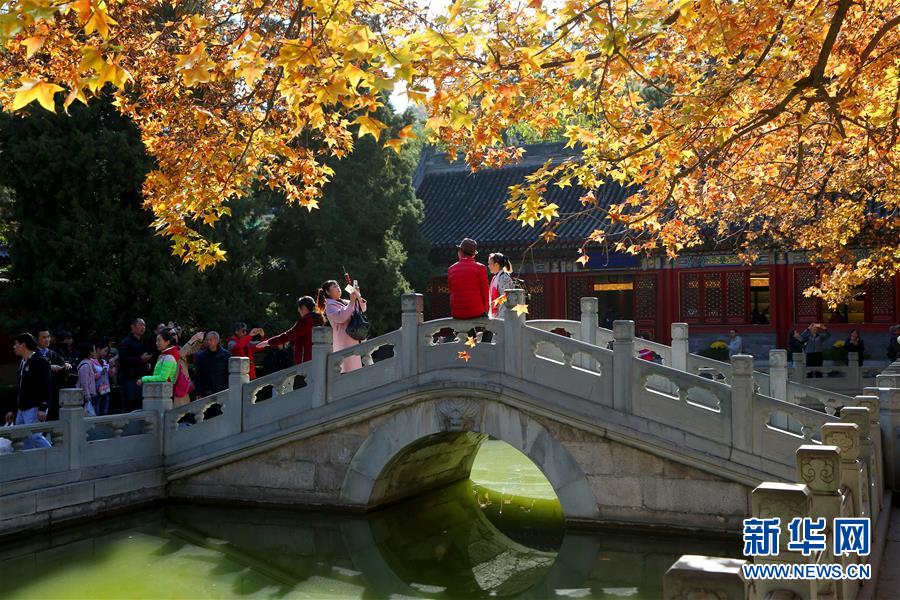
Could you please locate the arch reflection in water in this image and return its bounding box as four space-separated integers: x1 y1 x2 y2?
0 442 740 599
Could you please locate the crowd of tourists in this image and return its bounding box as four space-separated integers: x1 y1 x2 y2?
6 242 900 433
4 277 369 429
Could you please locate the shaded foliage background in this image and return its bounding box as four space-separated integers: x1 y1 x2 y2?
0 99 431 342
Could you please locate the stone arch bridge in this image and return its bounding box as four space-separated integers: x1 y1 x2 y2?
2 292 898 539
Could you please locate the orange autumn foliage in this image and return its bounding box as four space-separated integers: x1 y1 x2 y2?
1 0 897 303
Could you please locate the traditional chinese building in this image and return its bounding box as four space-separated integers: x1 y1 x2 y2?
414 143 900 357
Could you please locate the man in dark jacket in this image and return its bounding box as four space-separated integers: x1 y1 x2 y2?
447 238 490 320
6 333 52 426
194 332 232 398
119 318 152 412
35 328 71 421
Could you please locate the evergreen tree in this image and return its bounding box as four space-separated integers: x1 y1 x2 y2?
0 100 272 339
261 107 431 334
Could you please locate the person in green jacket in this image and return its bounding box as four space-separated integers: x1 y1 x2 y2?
137 328 180 387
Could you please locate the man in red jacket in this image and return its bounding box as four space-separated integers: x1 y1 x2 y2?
448 238 490 319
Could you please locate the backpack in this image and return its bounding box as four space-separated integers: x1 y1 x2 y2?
173 362 193 398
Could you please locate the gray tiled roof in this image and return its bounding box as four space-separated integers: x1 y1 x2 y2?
415 145 637 249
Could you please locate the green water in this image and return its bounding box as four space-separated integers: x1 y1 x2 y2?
1 441 739 599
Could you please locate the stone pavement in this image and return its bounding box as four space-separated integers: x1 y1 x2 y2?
876 506 900 599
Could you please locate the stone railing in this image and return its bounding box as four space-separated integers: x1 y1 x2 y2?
665 378 895 600
0 389 161 483
5 292 900 544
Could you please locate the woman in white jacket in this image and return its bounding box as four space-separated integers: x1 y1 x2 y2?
488 253 515 319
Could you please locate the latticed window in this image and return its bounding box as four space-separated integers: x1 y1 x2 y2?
429 280 451 320
680 270 749 324
704 276 722 318
869 277 896 322
634 275 657 321
680 273 701 320
524 276 546 319
566 276 592 320
794 268 820 322
726 272 747 318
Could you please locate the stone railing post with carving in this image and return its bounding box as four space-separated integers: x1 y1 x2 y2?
578 297 598 370
227 356 249 431
796 444 843 525
731 355 755 454
401 293 423 378
663 555 748 600
612 320 635 414
840 406 878 517
751 482 815 600
822 422 865 518
311 326 332 407
141 381 172 449
855 395 883 504
769 349 788 402
503 289 526 379
847 353 861 389
868 371 900 492
671 323 689 373
59 388 85 470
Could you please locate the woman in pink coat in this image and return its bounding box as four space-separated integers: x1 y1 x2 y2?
317 279 368 373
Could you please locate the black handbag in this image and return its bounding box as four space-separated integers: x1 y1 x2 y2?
346 300 370 341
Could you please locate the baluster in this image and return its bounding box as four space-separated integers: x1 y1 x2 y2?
112 419 126 438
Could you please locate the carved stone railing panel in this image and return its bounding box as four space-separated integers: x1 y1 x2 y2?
631 358 732 445
327 330 402 404
0 420 67 482
522 325 613 407
243 361 315 429
163 389 237 456
84 411 161 467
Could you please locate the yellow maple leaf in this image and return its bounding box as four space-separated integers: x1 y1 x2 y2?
84 4 118 39
465 335 477 348
492 293 507 308
457 350 471 362
383 138 405 153
512 304 529 317
353 114 387 141
575 255 590 266
13 80 64 112
21 36 45 59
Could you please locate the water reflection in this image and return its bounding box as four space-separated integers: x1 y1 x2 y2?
1 476 738 599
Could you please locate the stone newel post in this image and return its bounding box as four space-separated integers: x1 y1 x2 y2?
503 289 526 379
671 323 689 373
59 388 85 470
868 372 900 492
227 356 249 431
841 406 878 517
612 320 634 413
768 349 788 401
822 422 864 517
730 355 755 454
751 482 815 600
855 395 883 507
142 381 173 414
401 293 423 378
579 297 598 370
311 326 333 407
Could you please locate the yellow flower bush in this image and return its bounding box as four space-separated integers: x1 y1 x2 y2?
833 340 846 348
710 341 728 350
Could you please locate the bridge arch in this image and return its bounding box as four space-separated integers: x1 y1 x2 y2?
340 394 600 521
